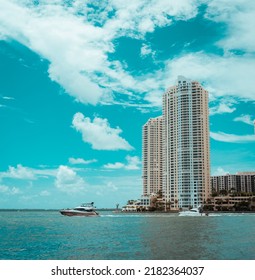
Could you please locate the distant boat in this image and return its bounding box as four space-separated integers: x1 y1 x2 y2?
59 202 99 217
179 205 208 216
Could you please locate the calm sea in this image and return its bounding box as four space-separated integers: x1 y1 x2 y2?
0 211 254 260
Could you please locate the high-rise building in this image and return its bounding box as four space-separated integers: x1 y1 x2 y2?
162 76 210 209
211 172 255 193
142 116 163 196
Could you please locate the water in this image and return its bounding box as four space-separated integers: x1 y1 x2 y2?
0 211 254 260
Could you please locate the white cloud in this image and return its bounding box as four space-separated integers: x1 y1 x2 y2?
163 53 255 101
0 0 200 107
68 157 97 165
140 43 155 58
212 167 229 176
0 185 9 193
209 97 238 116
106 181 118 192
234 114 254 126
0 164 36 180
1 0 255 110
103 162 125 169
0 1 113 105
39 190 50 197
104 0 199 37
6 165 57 179
55 165 85 193
10 187 20 195
205 0 255 53
104 155 141 170
0 164 75 182
93 181 119 196
144 90 164 108
91 174 142 204
33 168 57 178
210 103 235 115
72 112 133 150
125 155 141 170
210 131 255 143
0 185 21 195
2 96 15 100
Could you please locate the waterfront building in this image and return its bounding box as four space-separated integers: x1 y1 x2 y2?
211 172 255 194
121 195 152 211
162 76 210 210
142 116 163 196
208 195 255 211
139 195 151 209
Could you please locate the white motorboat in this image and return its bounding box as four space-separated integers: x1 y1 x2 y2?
179 205 208 216
59 202 99 217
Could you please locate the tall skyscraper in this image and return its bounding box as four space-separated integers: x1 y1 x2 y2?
162 76 210 210
142 116 163 196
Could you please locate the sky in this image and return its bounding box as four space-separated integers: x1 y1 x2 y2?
0 0 254 209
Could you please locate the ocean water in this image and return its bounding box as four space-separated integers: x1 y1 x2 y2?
0 210 254 260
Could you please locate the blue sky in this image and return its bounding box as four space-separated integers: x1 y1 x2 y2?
0 0 254 209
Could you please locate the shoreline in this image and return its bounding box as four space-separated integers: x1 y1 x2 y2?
1 209 255 214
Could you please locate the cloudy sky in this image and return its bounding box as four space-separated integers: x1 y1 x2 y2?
0 0 254 209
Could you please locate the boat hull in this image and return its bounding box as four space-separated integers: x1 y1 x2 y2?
178 205 208 216
179 212 207 217
59 210 99 217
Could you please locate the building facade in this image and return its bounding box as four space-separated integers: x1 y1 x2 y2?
208 196 255 211
211 172 255 194
142 116 163 196
162 76 210 209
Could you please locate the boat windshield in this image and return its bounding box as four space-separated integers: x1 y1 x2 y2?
81 203 94 207
75 207 93 212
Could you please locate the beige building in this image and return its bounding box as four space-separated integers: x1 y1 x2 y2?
208 196 255 211
142 116 163 196
162 76 210 209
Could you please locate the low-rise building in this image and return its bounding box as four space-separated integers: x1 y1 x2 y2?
122 195 152 211
205 195 255 211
